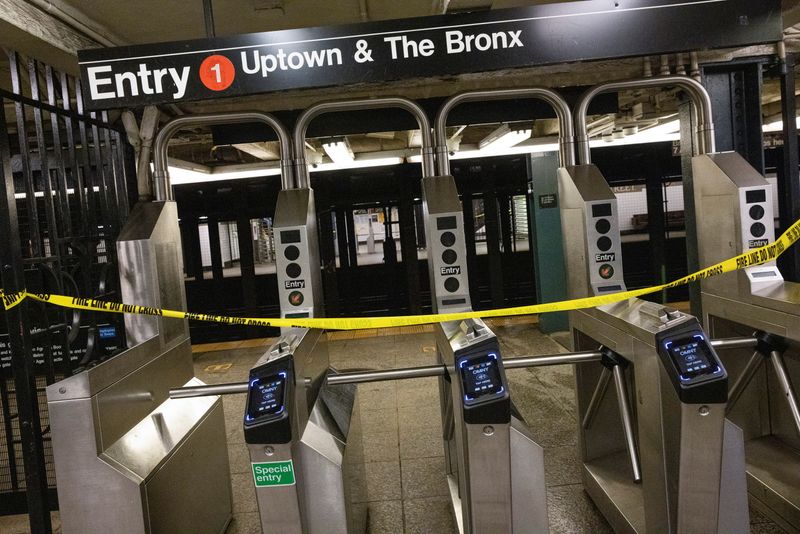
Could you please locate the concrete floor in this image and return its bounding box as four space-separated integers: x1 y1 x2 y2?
0 320 786 533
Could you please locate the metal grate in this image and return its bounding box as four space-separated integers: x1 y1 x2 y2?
0 48 135 528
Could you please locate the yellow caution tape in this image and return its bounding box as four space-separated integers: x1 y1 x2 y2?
3 219 800 330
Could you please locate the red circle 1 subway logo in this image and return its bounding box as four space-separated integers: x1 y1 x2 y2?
599 264 614 279
199 55 236 91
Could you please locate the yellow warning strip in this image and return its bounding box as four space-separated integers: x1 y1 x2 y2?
3 219 800 331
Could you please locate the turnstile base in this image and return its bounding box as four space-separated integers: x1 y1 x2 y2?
583 451 644 534
745 436 800 532
447 474 465 534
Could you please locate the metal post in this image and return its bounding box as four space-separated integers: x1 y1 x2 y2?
203 0 215 38
769 350 800 436
725 351 764 414
777 50 800 281
582 367 613 429
612 365 642 483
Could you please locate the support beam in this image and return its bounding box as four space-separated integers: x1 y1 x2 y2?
0 0 97 75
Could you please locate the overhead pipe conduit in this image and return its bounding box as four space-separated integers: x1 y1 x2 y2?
293 96 436 188
153 111 295 201
435 87 576 174
574 75 716 164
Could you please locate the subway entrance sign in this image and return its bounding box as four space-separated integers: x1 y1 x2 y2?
77 0 781 110
252 460 296 487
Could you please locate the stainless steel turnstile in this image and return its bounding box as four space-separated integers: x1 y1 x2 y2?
47 201 232 534
693 153 800 531
560 81 751 531
436 319 548 533
171 328 366 534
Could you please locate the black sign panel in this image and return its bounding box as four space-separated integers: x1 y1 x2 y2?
78 0 781 110
0 324 122 378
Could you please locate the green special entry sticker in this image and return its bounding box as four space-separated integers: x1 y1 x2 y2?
252 460 296 487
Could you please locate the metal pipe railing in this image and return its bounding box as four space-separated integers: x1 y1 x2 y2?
153 111 294 201
434 87 576 175
293 97 435 189
574 75 716 165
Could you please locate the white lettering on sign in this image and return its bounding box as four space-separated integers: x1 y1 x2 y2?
87 64 190 101
445 30 523 54
241 48 343 78
440 266 461 275
383 35 435 59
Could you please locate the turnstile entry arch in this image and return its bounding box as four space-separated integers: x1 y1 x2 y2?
292 96 435 187
431 88 575 314
292 97 436 315
573 74 716 164
152 111 295 200
434 87 576 174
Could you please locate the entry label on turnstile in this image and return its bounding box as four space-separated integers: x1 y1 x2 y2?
252 460 296 487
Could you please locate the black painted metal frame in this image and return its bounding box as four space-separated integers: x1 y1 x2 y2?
0 49 134 532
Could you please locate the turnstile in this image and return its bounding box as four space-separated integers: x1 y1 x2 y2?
430 87 576 314
436 318 548 533
274 190 324 320
47 201 232 534
171 328 365 534
693 152 800 531
559 98 749 531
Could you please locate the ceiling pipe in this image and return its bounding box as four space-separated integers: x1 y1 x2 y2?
293 97 435 189
434 87 575 175
24 0 129 47
574 76 716 165
153 112 294 201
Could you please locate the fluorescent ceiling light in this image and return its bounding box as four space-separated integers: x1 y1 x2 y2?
14 186 101 200
167 161 282 185
310 155 404 173
478 123 532 151
322 137 354 164
763 117 800 132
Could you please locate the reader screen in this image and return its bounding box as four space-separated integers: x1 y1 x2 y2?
745 189 766 204
667 337 716 379
460 354 503 401
437 216 457 230
592 203 612 218
280 230 301 244
247 373 286 420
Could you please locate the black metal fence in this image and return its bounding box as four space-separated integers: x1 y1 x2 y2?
0 48 134 532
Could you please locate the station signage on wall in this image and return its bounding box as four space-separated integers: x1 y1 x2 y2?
78 0 781 110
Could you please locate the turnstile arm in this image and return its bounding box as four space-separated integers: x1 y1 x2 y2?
769 350 800 436
326 350 604 386
725 351 764 414
710 337 759 350
613 365 642 483
582 367 612 430
169 382 249 399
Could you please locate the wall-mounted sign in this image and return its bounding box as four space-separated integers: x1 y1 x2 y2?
78 0 781 110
